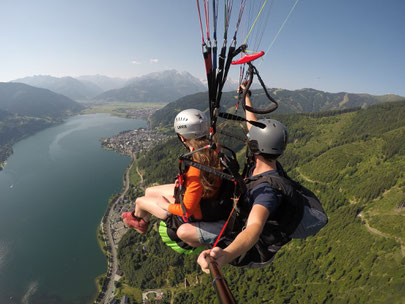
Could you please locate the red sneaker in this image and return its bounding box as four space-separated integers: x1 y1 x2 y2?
122 212 149 234
121 212 133 220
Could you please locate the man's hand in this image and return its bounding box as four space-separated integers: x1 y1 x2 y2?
197 247 228 274
237 84 246 94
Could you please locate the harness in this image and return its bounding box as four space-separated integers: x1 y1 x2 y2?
216 161 327 267
160 145 246 253
173 161 236 223
174 144 245 222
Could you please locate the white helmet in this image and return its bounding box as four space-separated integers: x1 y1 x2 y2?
173 109 209 140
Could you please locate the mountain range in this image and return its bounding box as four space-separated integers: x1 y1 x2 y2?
11 71 404 109
11 70 207 103
12 75 103 101
150 88 404 128
76 75 127 92
94 70 206 103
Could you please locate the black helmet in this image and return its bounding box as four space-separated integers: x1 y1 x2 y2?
248 119 288 156
173 109 209 140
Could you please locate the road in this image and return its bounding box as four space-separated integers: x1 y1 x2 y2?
99 156 134 304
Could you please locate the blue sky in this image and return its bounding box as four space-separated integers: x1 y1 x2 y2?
1 0 404 96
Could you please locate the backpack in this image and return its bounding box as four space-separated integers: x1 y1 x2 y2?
217 162 328 267
247 162 328 239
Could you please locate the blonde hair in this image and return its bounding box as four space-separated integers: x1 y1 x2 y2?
187 136 221 197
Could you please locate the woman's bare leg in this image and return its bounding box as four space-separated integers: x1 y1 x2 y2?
144 184 175 203
134 196 169 221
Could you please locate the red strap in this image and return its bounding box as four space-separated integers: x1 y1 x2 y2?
182 214 190 223
213 195 239 248
175 173 184 187
232 51 264 65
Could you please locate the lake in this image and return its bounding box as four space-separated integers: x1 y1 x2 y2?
0 114 146 304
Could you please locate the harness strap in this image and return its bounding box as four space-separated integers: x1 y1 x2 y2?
176 160 190 222
212 195 239 248
218 112 266 128
244 161 289 190
179 157 235 182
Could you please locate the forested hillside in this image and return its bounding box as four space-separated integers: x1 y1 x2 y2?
117 100 405 303
0 111 57 167
0 82 83 117
0 82 84 166
149 88 403 129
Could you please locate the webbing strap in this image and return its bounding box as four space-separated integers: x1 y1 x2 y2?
218 112 266 129
176 163 190 222
213 196 239 248
179 157 235 182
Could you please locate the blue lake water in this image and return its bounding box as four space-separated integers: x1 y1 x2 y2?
0 114 146 304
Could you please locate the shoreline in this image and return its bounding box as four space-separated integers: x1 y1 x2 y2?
95 126 169 303
94 153 136 304
0 113 74 167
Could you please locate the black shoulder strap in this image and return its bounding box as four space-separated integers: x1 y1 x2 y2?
245 161 289 192
245 161 301 190
180 157 235 181
246 174 288 193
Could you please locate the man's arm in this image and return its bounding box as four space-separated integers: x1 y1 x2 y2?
241 86 258 131
198 204 269 273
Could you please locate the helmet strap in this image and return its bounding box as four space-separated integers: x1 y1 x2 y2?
177 134 189 150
